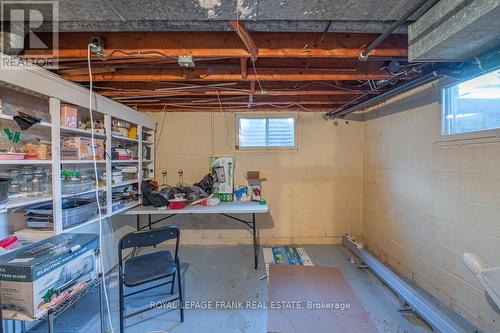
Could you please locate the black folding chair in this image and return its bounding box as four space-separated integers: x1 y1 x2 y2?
118 225 184 332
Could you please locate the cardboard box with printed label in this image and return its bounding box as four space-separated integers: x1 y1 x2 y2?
61 136 105 160
60 105 78 128
0 233 99 321
209 157 234 202
246 171 266 201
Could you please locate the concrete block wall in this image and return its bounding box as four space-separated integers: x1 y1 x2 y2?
147 111 363 246
362 83 500 332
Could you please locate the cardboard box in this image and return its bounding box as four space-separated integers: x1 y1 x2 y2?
209 157 234 202
246 171 266 201
60 105 78 128
61 136 105 160
23 143 50 160
0 233 99 320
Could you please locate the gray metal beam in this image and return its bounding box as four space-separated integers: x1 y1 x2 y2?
54 20 409 33
409 0 500 61
342 234 479 333
325 70 441 119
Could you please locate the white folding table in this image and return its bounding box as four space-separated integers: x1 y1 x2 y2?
123 202 269 269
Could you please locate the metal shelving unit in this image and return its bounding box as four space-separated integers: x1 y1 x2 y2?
112 179 139 188
0 160 51 165
111 160 139 163
111 134 139 143
0 53 156 243
61 160 107 164
60 126 106 139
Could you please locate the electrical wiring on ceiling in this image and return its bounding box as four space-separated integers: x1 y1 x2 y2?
278 81 373 92
235 7 265 95
215 90 232 149
131 101 323 112
210 98 215 157
154 104 168 155
106 49 178 60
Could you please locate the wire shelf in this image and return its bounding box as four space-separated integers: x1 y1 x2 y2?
45 275 102 320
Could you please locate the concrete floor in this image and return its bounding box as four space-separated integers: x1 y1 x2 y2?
29 245 432 333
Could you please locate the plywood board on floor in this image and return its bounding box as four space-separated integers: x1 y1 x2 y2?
267 264 378 333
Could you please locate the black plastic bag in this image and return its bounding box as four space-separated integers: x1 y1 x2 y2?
194 174 214 195
141 182 168 207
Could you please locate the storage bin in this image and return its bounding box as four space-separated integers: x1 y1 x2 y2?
61 180 94 195
26 199 98 228
61 136 105 160
23 143 50 160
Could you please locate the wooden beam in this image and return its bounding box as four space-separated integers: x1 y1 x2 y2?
240 58 248 79
117 93 355 104
126 101 344 106
137 105 330 112
94 81 379 97
62 67 394 82
229 20 259 60
57 67 116 76
22 32 407 59
102 89 378 99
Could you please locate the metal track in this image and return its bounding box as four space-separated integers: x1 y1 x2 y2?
342 234 477 333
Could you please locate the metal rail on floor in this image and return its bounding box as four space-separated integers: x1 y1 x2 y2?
342 234 474 333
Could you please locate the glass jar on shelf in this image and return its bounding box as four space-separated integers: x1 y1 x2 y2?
8 180 21 195
44 171 52 194
19 167 34 194
30 176 44 197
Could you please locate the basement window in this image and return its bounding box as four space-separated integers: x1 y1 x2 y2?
442 69 500 137
236 114 297 149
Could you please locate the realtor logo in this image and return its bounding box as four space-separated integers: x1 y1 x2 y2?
0 0 58 68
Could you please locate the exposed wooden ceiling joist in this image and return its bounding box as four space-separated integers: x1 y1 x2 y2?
230 20 259 60
61 67 395 82
17 29 415 112
101 89 376 98
21 31 407 59
136 105 331 112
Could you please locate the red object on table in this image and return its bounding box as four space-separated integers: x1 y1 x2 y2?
168 198 187 210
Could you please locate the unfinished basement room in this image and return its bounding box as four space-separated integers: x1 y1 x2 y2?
0 0 499 332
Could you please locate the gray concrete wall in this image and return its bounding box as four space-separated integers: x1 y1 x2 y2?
362 81 500 332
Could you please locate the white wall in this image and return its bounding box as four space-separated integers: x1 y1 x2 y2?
362 82 500 332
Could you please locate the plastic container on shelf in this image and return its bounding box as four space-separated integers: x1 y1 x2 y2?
8 181 21 195
26 199 98 228
61 170 94 194
128 126 138 139
62 171 80 183
20 175 33 193
44 171 52 195
23 143 50 160
8 169 20 180
30 176 45 197
113 175 124 183
0 152 25 160
0 236 22 251
61 181 93 195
